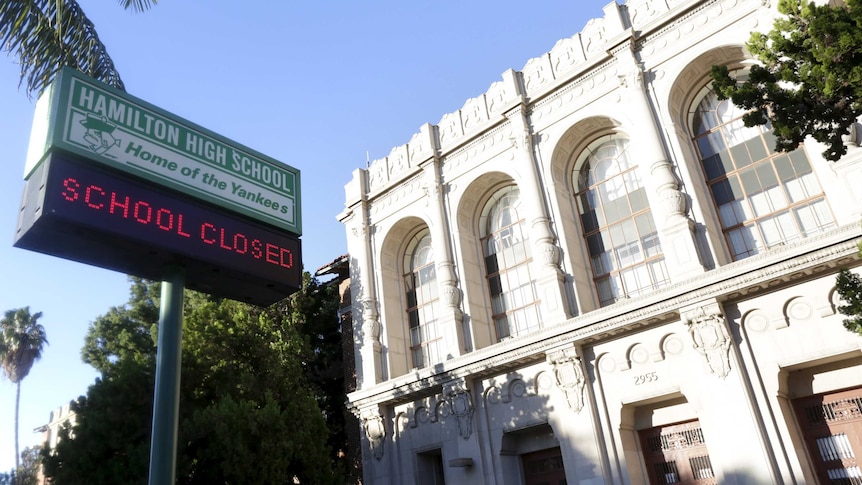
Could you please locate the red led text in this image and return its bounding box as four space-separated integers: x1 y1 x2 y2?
59 176 294 269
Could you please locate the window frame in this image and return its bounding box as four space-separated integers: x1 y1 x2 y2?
573 134 669 306
402 228 442 369
689 74 836 261
479 185 541 341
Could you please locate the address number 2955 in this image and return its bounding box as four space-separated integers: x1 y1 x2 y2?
634 372 658 385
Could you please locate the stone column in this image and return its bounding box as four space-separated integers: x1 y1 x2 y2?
505 105 571 321
617 46 705 280
339 168 383 388
422 157 466 357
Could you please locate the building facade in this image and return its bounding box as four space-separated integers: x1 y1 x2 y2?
338 0 862 483
35 402 76 484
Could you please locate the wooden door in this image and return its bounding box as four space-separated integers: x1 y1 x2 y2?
794 387 862 483
639 419 717 484
521 446 567 485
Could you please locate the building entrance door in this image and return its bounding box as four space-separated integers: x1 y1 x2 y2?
638 419 717 484
793 386 862 483
521 446 566 485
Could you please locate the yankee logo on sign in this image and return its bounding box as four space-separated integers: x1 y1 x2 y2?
80 113 121 155
24 67 302 235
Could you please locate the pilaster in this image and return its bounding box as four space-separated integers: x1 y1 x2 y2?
422 157 466 358
506 105 572 321
617 47 706 280
340 168 384 388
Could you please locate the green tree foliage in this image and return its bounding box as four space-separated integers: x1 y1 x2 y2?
0 446 41 485
711 0 862 161
837 268 862 334
0 308 47 473
836 232 862 335
269 273 350 471
80 280 159 373
42 277 343 484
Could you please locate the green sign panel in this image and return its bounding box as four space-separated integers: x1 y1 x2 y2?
25 67 301 235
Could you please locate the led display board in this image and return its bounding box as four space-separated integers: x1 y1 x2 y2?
25 67 301 234
15 152 301 306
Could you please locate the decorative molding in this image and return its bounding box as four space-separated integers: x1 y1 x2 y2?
441 123 511 178
485 377 531 406
361 0 754 200
530 61 619 127
682 303 732 379
443 380 474 440
441 283 464 323
546 345 586 412
650 159 689 223
348 228 861 409
540 241 562 268
362 410 386 461
361 298 381 343
368 177 424 219
635 0 755 61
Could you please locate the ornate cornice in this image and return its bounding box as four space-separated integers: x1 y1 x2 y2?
348 225 861 409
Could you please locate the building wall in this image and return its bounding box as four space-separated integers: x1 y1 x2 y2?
36 402 77 484
340 1 862 483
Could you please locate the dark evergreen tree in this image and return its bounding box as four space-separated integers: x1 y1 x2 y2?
836 236 862 335
42 277 344 484
269 272 351 477
711 0 862 161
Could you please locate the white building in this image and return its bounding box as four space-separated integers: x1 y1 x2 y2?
338 0 862 483
34 402 76 484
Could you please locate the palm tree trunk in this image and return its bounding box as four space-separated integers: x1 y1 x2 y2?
14 381 20 473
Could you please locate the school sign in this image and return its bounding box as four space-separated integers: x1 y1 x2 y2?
25 67 301 235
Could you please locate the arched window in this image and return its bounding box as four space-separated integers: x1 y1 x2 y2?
403 228 441 368
480 185 541 340
691 76 835 260
575 135 669 306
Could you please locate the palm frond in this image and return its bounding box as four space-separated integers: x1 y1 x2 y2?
0 0 124 97
0 307 48 384
117 0 158 14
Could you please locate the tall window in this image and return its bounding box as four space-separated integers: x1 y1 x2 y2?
691 78 835 260
480 186 541 340
575 135 669 306
404 229 441 368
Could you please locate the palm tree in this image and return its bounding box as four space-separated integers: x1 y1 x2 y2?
0 0 158 97
0 307 48 472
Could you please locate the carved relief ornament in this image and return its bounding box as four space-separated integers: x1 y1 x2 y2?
547 346 586 412
443 380 474 440
683 305 732 379
362 410 386 460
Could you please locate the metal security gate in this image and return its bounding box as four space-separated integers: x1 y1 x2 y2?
521 446 567 485
794 387 862 484
639 419 717 484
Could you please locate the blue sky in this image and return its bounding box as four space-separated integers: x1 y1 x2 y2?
0 0 605 471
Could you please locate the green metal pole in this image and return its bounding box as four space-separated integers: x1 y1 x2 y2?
148 266 185 485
